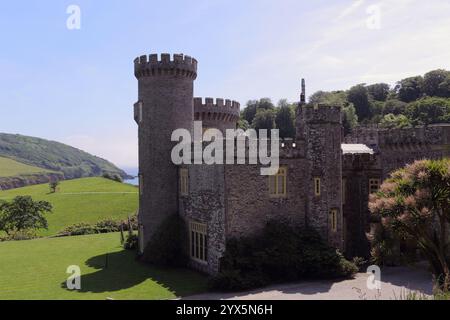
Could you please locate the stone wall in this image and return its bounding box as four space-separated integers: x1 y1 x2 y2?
179 164 226 274
342 154 381 258
224 160 308 240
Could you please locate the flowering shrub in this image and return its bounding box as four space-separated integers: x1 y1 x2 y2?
369 159 450 292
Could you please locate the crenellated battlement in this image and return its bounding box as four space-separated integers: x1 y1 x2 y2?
194 97 241 129
134 53 197 79
300 104 342 124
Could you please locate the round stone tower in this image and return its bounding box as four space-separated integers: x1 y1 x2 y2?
194 97 240 133
134 53 197 251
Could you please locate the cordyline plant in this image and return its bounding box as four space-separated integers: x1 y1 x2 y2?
369 159 450 292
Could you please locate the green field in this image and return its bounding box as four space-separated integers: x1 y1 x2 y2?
0 177 138 236
0 156 55 177
0 233 207 300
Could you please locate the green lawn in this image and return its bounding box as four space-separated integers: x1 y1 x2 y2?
0 156 56 177
0 177 138 236
0 232 207 300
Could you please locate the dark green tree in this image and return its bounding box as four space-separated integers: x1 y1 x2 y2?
347 84 372 121
0 196 52 235
252 109 276 132
275 101 296 139
395 76 424 102
423 69 450 97
367 83 390 101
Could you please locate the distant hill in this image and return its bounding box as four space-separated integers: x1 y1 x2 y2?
0 133 129 180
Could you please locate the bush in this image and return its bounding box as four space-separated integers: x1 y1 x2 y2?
209 220 357 291
0 229 38 241
124 234 138 250
142 214 188 267
57 215 138 237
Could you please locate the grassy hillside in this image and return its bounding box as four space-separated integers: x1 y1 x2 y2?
0 156 57 177
0 177 138 236
0 233 207 300
0 133 128 179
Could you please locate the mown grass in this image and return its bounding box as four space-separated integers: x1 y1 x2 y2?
0 232 207 300
0 156 56 177
0 177 138 236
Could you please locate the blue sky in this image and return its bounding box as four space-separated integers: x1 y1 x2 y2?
1 0 449 170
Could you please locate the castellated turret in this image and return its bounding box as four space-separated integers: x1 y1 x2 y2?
297 104 344 250
194 97 240 132
134 53 197 251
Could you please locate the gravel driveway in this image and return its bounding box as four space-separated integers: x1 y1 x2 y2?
185 263 433 300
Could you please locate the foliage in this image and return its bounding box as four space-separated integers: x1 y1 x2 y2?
0 196 52 235
367 83 390 101
142 214 189 267
348 84 372 121
0 133 127 179
102 172 123 183
368 159 450 292
395 76 424 103
241 98 275 124
0 229 38 241
252 109 276 132
343 104 359 134
379 114 412 129
124 234 138 250
423 69 450 98
209 220 357 291
405 97 450 125
49 179 60 193
275 103 296 138
57 215 138 237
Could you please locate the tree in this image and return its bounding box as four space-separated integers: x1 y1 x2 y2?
368 159 450 292
405 97 450 125
49 180 60 193
383 99 407 115
379 113 411 129
347 84 372 121
395 76 423 102
252 109 276 132
342 104 359 134
367 83 390 101
423 69 450 97
275 101 296 139
241 98 275 124
0 196 52 235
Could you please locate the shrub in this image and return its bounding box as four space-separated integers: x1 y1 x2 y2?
142 214 188 267
209 220 357 291
57 215 138 237
124 234 138 250
0 229 38 241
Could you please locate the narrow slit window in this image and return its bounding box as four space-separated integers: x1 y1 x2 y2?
180 168 189 196
314 177 321 196
330 209 338 232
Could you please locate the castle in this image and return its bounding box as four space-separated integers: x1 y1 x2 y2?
133 53 450 274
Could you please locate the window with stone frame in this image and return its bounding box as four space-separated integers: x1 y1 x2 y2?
330 209 338 232
269 166 287 197
369 178 381 194
189 221 207 263
314 177 321 196
179 168 189 196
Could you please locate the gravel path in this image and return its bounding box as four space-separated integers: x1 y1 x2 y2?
185 263 433 300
